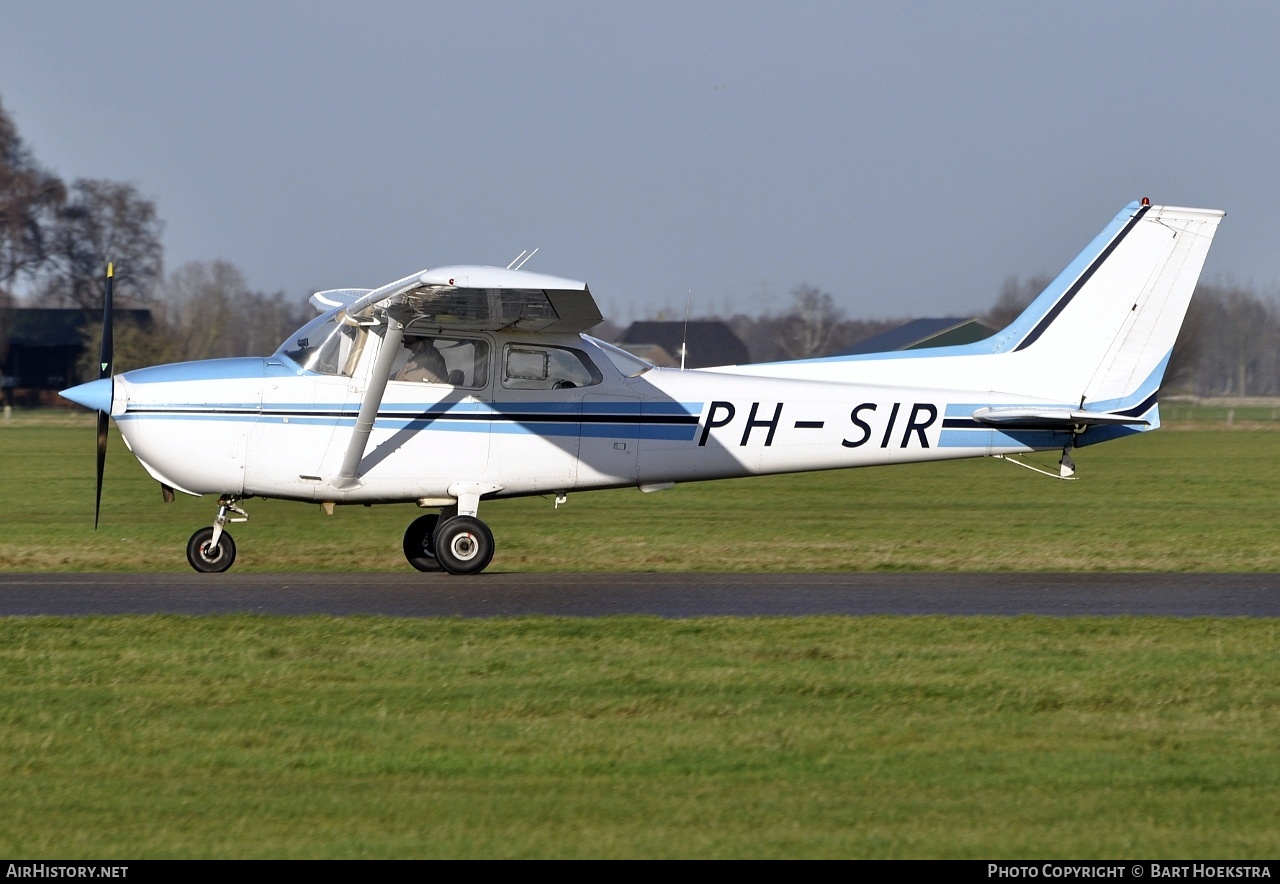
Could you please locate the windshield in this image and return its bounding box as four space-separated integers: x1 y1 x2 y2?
278 311 368 376
583 335 653 378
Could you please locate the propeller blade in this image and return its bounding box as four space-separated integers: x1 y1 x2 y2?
95 408 108 529
99 262 113 382
94 263 114 529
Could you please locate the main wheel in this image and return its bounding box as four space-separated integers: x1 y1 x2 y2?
186 527 237 573
402 514 443 572
433 516 494 575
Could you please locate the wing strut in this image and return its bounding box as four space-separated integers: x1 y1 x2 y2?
332 314 405 489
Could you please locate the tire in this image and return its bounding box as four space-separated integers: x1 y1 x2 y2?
186 527 236 573
433 516 494 575
402 514 443 572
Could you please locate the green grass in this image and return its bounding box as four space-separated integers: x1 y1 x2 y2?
1 410 1277 572
1 409 1277 858
0 616 1276 858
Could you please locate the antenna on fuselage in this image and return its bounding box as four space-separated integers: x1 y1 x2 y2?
680 290 691 371
513 248 538 270
506 248 539 270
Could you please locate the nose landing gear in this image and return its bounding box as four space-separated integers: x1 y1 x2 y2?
186 527 236 573
186 496 248 573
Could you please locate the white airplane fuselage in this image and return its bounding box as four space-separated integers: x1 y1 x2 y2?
108 329 1129 506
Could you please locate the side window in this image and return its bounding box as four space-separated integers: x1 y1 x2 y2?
393 335 490 388
502 345 602 390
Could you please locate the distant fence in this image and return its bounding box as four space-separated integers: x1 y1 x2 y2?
1161 396 1280 427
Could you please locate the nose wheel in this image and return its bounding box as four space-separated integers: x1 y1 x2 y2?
186 526 237 573
186 496 248 573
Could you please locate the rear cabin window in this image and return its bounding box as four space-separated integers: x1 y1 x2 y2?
502 345 602 390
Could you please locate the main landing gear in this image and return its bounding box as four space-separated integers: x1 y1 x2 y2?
401 510 494 575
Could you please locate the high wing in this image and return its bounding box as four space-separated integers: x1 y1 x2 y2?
339 265 602 333
329 265 603 490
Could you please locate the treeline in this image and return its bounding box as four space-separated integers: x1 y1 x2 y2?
639 274 1280 396
73 261 312 378
980 274 1280 396
5 93 1278 393
1172 283 1280 396
724 285 903 364
0 96 309 377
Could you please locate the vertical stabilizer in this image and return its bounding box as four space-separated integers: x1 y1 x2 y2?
1000 202 1224 408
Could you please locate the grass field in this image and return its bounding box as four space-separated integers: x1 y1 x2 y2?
1 409 1279 572
1 616 1276 858
0 409 1277 858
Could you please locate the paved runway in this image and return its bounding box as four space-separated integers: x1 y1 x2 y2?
0 572 1276 617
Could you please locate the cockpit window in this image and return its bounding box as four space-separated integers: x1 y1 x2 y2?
392 335 490 388
279 312 367 377
584 335 654 378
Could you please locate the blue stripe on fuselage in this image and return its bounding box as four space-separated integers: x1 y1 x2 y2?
937 428 1074 449
118 402 704 442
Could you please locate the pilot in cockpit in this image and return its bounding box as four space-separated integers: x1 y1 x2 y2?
396 337 449 384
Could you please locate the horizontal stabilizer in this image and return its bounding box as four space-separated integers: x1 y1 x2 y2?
971 407 1149 429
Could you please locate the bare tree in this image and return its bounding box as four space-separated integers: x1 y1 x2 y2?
77 313 176 380
161 260 311 361
0 100 65 388
775 283 841 359
0 98 65 297
1164 292 1208 393
1196 284 1278 395
164 260 252 360
725 312 786 363
984 274 1053 329
1161 282 1280 396
236 289 312 358
45 178 163 309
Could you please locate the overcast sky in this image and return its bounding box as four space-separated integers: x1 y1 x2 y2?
1 1 1275 322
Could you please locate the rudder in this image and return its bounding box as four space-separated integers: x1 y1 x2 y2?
997 202 1224 409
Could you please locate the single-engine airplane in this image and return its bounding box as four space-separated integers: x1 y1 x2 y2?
61 200 1223 574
